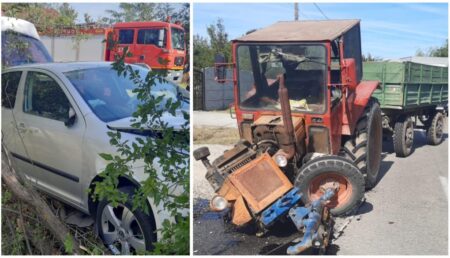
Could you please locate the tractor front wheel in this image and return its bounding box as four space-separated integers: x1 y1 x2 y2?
295 156 365 217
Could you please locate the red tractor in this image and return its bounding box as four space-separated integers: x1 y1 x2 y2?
195 19 382 254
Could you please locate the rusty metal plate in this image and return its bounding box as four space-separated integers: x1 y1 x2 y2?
235 20 359 42
228 153 293 213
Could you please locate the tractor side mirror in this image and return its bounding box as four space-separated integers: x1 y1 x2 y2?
214 53 227 84
342 58 357 91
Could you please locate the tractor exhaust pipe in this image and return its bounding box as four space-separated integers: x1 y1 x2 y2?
277 74 296 159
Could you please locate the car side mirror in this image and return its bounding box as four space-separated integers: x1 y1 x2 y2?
64 107 76 127
342 58 357 91
214 53 227 84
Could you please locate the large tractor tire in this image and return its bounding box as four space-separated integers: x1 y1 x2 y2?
393 116 414 157
341 98 382 190
295 156 365 217
426 112 444 145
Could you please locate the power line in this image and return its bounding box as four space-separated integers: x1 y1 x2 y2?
313 3 329 20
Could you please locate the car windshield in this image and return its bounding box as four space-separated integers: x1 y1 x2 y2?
236 44 327 113
64 66 181 122
171 27 185 50
1 31 53 67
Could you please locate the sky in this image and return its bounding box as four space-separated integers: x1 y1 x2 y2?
70 3 120 23
194 3 448 59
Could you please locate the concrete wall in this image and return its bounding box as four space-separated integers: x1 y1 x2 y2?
41 35 105 62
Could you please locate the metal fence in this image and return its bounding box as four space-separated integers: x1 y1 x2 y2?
194 67 234 110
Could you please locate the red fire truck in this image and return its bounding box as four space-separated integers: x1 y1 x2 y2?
104 20 186 83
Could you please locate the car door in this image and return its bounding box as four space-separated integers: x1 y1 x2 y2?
18 69 86 207
1 70 36 178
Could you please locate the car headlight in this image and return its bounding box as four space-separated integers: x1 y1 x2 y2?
210 195 228 211
274 153 288 167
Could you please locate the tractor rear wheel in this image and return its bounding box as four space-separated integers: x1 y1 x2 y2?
295 156 365 217
341 98 382 190
426 112 444 145
393 116 414 157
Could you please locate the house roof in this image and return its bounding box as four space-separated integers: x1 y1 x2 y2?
235 19 360 42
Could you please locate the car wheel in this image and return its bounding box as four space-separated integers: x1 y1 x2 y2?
96 186 155 254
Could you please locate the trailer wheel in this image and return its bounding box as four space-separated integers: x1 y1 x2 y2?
295 156 365 217
341 98 382 190
393 116 414 157
426 112 444 145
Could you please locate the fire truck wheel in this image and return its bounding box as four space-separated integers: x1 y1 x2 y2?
393 116 414 157
426 112 444 145
295 156 365 217
341 98 382 190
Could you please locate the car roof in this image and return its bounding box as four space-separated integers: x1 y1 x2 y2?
234 19 360 42
4 62 127 73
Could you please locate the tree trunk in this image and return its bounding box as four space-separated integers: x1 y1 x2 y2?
1 146 81 254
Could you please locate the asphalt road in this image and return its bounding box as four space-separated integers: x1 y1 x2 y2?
193 118 448 255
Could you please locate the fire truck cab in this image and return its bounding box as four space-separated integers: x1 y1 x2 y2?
105 21 186 83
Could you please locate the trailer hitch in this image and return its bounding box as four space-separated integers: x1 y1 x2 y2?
286 188 336 255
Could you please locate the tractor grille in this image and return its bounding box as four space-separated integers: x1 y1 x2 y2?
228 153 293 213
174 56 184 66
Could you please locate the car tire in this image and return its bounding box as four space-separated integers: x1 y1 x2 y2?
96 186 155 255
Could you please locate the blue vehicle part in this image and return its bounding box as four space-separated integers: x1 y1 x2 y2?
260 187 302 226
286 188 336 255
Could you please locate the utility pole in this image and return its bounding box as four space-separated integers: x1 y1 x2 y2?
294 3 299 21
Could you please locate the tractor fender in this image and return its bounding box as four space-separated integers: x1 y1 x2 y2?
344 80 380 135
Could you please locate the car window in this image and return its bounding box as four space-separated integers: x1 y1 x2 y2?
64 66 180 122
23 72 71 122
137 29 166 48
118 29 134 44
2 71 22 109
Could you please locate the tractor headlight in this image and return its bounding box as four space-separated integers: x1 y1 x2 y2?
210 195 228 211
274 153 288 167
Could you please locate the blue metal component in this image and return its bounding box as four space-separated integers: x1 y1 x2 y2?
286 188 336 255
260 187 302 226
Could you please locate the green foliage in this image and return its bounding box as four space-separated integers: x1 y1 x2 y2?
92 47 189 254
362 53 382 61
1 3 77 33
416 40 448 57
64 234 74 254
194 18 232 69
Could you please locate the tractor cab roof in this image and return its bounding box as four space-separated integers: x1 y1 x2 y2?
234 19 360 42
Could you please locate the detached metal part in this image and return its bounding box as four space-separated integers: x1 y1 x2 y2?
286 188 336 255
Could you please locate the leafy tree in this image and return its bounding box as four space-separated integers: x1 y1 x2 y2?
105 3 157 24
416 40 448 57
362 53 382 61
193 35 214 68
194 18 232 69
84 13 94 24
156 3 176 22
1 3 77 34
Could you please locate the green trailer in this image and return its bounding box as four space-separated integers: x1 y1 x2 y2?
363 61 448 157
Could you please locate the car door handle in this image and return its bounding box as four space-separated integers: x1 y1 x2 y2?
17 122 27 134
